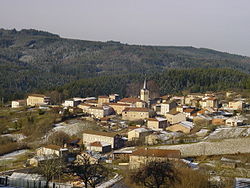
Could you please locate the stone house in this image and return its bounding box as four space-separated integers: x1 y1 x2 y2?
109 94 120 102
129 148 181 169
160 101 177 115
86 141 112 153
228 101 244 110
118 97 146 108
77 103 92 113
147 117 169 131
88 105 114 118
165 112 186 124
11 100 26 108
82 130 125 149
63 98 81 107
27 94 50 106
106 103 130 115
225 116 245 127
166 121 194 134
128 128 153 141
36 145 68 157
98 96 110 106
122 107 151 121
183 108 196 119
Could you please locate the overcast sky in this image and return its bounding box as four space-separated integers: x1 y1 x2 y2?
1 0 250 56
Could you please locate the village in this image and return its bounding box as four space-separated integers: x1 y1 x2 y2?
2 79 250 187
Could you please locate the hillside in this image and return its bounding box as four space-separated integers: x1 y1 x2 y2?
0 28 250 101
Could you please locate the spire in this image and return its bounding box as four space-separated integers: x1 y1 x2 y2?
143 78 147 90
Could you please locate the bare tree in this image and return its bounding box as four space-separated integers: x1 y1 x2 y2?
71 154 109 188
131 160 178 188
37 156 65 188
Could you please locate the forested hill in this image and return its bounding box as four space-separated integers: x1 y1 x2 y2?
0 28 250 101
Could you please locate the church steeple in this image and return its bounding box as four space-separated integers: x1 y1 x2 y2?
143 78 147 90
140 78 149 103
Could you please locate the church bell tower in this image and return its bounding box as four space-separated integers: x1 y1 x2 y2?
140 79 149 102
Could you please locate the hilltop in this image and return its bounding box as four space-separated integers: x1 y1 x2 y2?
0 28 250 101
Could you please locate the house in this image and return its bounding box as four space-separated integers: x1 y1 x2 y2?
225 116 245 127
106 103 130 115
118 97 146 108
77 103 92 113
82 130 125 149
129 148 181 169
11 100 26 108
27 94 50 106
184 93 204 105
128 128 153 141
183 108 196 119
36 145 68 157
63 98 81 107
86 141 112 153
205 97 218 108
171 96 185 105
122 107 151 121
28 155 57 167
166 121 194 134
165 111 186 124
109 94 120 102
147 117 169 131
98 96 110 106
160 101 177 115
176 105 184 113
88 105 114 118
228 100 244 110
226 91 236 98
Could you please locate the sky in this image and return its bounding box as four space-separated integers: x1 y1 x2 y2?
0 0 250 56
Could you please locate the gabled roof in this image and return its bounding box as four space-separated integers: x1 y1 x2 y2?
131 148 181 158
